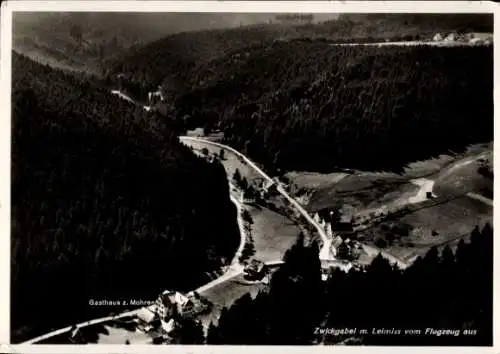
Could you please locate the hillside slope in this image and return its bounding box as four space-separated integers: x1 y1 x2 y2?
105 13 492 97
110 39 493 173
12 13 339 74
11 52 240 342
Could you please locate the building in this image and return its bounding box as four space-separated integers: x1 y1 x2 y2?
137 307 161 333
154 290 196 320
244 259 268 280
147 85 166 105
444 33 456 42
433 33 443 41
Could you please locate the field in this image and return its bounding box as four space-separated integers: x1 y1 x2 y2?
357 195 492 261
287 143 492 211
297 172 418 213
433 150 493 199
248 204 302 263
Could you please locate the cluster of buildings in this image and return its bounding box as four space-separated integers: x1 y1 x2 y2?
313 210 365 276
134 290 210 342
432 32 492 45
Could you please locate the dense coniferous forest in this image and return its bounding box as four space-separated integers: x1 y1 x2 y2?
11 52 240 342
108 40 492 173
212 44 493 172
105 13 492 98
206 224 493 346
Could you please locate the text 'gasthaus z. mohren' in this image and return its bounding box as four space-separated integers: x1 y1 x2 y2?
88 299 155 306
314 327 478 337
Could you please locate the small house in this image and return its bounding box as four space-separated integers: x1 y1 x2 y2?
244 259 268 280
433 33 443 41
444 33 456 42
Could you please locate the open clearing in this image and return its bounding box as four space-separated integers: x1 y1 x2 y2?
357 195 492 261
181 139 262 184
287 143 492 215
296 172 418 213
433 150 493 199
248 204 302 263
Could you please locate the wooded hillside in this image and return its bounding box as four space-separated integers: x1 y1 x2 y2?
11 53 239 342
110 41 492 173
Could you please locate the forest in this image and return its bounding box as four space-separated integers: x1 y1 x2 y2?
110 40 492 173
104 14 492 99
11 52 240 342
200 224 492 346
212 44 493 172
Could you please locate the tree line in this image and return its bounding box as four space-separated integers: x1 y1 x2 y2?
11 52 240 342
